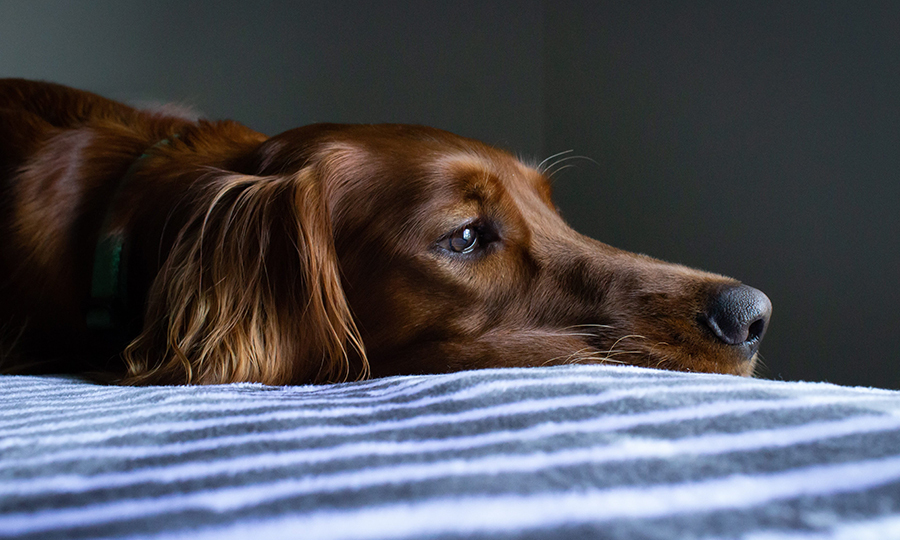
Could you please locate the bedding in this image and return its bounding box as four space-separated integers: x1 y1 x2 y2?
2 364 900 539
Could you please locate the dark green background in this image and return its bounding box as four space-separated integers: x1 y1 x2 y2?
2 2 897 388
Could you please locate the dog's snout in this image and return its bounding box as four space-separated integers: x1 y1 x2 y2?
702 285 772 353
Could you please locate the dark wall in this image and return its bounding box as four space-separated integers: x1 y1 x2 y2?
545 2 900 388
0 1 544 153
1 2 897 388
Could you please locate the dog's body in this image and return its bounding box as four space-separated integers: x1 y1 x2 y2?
0 79 771 385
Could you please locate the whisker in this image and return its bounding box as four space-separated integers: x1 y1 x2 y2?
559 332 604 339
545 154 597 170
605 334 647 353
542 347 627 367
541 347 600 366
563 347 597 365
581 353 628 365
601 349 646 357
544 154 602 178
547 164 577 180
651 352 678 370
562 324 616 331
752 353 770 379
565 349 594 364
537 149 574 173
542 348 572 365
538 330 653 367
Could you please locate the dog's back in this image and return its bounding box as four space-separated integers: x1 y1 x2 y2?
0 80 252 372
0 80 142 370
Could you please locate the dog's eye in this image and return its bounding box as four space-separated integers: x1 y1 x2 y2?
439 226 482 254
450 227 479 253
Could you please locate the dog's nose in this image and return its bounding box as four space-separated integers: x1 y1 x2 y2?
702 284 772 354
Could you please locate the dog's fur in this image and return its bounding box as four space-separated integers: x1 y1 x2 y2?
0 79 771 385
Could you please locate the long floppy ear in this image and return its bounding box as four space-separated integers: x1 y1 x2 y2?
121 168 367 385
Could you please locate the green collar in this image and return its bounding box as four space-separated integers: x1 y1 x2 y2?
86 136 178 337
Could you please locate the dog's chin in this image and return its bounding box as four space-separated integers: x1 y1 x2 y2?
742 355 760 377
655 351 758 377
568 335 759 377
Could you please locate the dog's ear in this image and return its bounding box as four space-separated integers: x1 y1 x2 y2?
121 168 367 385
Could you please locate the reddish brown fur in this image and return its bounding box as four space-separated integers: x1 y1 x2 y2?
0 79 769 385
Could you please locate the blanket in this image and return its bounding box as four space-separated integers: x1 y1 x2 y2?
2 364 900 539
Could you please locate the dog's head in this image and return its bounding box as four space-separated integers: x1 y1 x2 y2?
124 124 771 384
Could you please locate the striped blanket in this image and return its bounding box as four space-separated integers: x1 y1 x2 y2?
2 364 900 539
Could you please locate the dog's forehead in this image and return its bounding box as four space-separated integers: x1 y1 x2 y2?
328 125 544 182
319 132 552 203
432 151 552 202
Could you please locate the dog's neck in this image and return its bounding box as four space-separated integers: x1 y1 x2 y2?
86 135 180 339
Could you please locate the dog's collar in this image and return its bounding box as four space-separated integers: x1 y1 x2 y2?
86 135 178 337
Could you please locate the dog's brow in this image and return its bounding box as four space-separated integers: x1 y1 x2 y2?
436 152 498 178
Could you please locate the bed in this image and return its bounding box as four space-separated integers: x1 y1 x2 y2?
2 364 900 539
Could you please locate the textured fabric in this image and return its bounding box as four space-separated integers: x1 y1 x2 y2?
2 364 900 539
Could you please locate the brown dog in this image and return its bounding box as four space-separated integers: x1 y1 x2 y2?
0 79 771 385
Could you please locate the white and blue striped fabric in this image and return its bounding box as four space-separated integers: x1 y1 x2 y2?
2 364 900 539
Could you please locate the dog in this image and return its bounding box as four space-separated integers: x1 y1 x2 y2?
0 79 771 385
